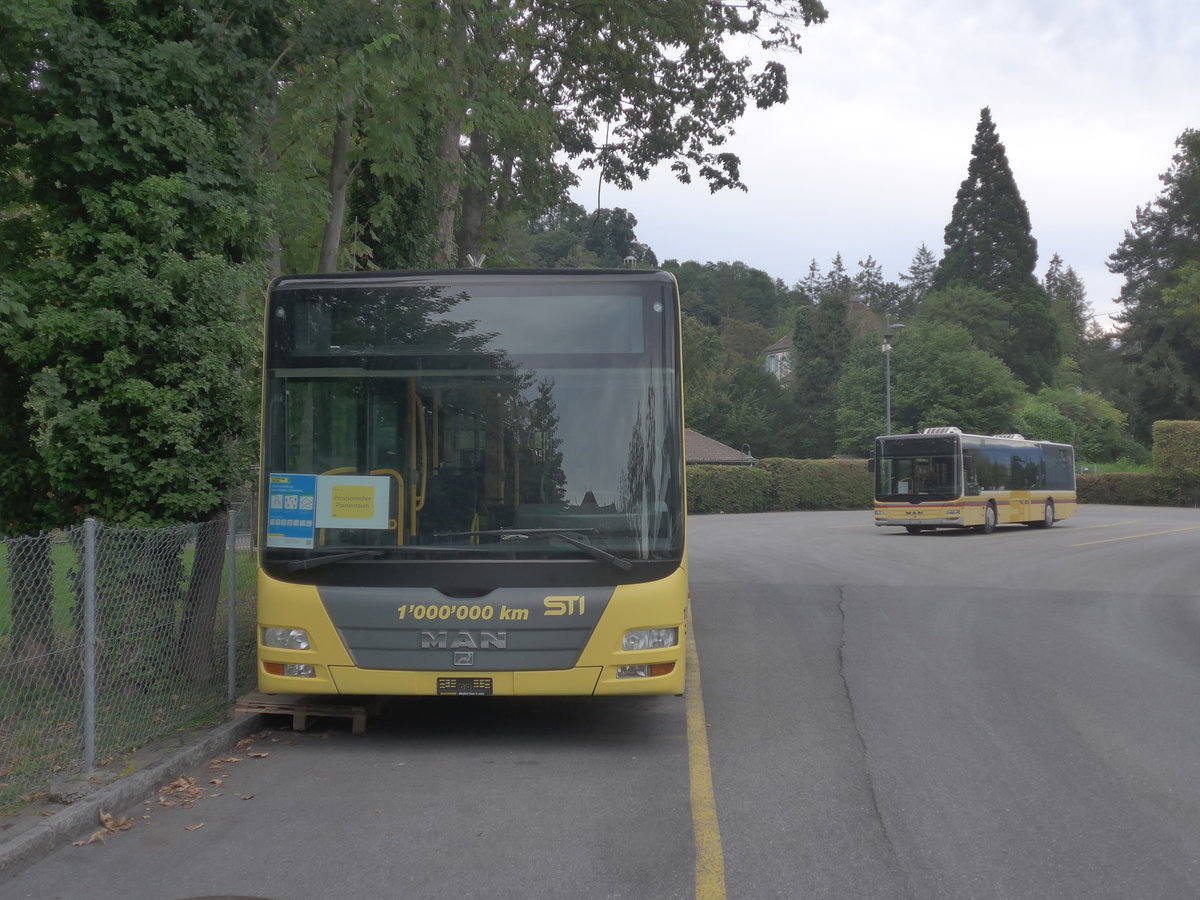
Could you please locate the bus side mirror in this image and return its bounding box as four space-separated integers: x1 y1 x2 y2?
867 457 875 473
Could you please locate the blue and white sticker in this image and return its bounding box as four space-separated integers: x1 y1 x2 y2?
266 473 318 548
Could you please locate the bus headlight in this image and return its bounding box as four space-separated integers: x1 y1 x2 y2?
264 662 316 678
622 628 678 652
617 663 676 679
263 627 310 650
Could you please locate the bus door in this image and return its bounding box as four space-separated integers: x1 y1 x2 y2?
1008 449 1041 523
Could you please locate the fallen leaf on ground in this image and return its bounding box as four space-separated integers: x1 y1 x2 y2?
99 811 132 833
73 810 132 846
159 774 204 808
184 822 205 831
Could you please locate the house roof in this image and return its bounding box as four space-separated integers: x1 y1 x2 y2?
685 428 754 465
764 334 793 354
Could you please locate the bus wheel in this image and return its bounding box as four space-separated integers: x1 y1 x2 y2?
1034 498 1055 528
976 502 997 535
905 524 925 534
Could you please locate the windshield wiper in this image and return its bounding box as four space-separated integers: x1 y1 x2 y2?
285 550 383 572
436 528 634 572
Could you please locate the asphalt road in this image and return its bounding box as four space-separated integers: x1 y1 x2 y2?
4 504 1199 900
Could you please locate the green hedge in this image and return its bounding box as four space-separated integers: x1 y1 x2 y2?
686 459 871 514
1152 420 1200 475
1077 472 1200 506
759 458 873 510
689 465 1200 514
685 465 773 514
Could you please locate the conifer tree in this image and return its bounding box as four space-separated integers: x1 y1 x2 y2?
824 253 853 303
854 255 886 313
1043 253 1092 359
1108 129 1200 437
933 107 1059 388
798 258 825 305
897 243 938 319
935 108 1037 294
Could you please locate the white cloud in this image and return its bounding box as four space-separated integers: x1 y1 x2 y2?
574 0 1199 329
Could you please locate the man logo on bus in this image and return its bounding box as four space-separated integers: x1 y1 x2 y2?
421 630 507 650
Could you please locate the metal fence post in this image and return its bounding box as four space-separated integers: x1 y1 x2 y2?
227 507 238 701
83 517 97 771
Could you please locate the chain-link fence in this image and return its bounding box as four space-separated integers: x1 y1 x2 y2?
0 504 258 811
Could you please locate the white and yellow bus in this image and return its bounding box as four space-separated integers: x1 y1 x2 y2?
873 427 1076 534
257 269 687 697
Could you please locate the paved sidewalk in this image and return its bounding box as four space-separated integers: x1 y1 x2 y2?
0 714 262 878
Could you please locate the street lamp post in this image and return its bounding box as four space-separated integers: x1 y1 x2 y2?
883 324 904 435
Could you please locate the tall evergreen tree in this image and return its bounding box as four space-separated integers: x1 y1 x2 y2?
1043 253 1092 360
824 253 853 303
797 258 825 305
933 107 1059 388
897 243 938 319
1108 128 1200 438
934 108 1037 294
854 255 886 314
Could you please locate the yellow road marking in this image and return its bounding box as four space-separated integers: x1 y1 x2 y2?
1072 525 1200 547
687 604 726 900
1067 520 1142 531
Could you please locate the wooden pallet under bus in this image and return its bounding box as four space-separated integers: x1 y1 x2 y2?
235 692 380 735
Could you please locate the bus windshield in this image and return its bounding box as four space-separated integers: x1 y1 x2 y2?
875 435 961 502
261 273 684 578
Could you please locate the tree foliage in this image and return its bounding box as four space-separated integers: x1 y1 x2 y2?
934 108 1037 292
789 295 853 457
916 284 1013 361
1 2 283 527
668 259 798 329
1043 253 1092 360
897 243 937 319
933 107 1059 389
683 333 795 458
1108 129 1200 439
1023 388 1136 463
271 0 830 271
835 322 1025 455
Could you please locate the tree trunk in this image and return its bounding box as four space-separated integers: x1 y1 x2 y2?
318 98 356 274
456 129 491 264
433 112 464 267
178 515 229 683
432 5 470 266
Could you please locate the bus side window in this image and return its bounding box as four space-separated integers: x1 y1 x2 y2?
963 451 981 496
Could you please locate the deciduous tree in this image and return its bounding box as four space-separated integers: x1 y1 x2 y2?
9 3 281 526
790 294 852 457
834 322 1025 455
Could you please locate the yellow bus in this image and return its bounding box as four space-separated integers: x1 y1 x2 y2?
873 427 1077 534
257 270 687 696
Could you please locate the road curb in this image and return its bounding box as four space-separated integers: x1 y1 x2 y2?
0 714 262 879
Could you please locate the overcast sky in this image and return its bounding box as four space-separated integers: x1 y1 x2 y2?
572 0 1199 329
